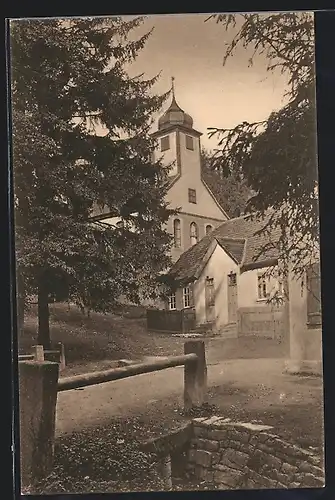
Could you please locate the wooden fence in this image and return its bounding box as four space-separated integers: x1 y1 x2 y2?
19 339 207 489
237 306 284 339
146 308 196 333
18 343 66 370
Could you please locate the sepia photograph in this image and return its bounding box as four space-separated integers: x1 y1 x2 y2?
8 11 324 495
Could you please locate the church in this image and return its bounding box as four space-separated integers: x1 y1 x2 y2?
91 81 229 262
91 83 322 375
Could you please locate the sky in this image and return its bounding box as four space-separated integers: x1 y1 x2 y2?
121 13 291 150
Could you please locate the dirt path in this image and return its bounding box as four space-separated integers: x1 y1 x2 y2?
55 358 322 441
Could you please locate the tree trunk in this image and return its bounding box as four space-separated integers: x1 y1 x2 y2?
37 276 50 349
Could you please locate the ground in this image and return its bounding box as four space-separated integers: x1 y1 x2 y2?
56 358 323 451
35 359 323 495
20 303 324 494
20 302 287 376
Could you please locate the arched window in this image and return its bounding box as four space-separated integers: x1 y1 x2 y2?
190 222 198 246
173 219 181 248
205 224 213 235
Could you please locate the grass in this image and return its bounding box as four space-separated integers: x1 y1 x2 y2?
19 303 186 376
19 302 288 377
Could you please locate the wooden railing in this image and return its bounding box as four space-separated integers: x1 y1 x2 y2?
57 340 207 412
58 353 196 391
18 343 66 370
19 340 207 488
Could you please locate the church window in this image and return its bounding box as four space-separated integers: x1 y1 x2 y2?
205 224 213 235
190 222 198 246
188 188 197 204
173 219 181 248
160 135 170 152
186 135 194 150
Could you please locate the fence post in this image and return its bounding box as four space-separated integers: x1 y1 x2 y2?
184 340 207 412
58 342 66 370
32 345 44 361
19 361 59 490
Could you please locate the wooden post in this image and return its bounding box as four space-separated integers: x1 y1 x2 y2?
32 344 44 361
58 342 66 371
184 340 207 412
19 361 59 489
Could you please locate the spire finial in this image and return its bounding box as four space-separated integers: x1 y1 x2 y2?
171 76 175 97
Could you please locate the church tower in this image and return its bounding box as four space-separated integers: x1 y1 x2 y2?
152 79 229 262
151 77 202 181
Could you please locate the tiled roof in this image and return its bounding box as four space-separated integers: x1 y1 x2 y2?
169 234 212 285
168 210 281 284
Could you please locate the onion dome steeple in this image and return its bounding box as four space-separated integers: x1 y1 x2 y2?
158 77 194 131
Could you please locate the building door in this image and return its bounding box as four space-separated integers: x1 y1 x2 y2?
205 277 215 323
227 272 238 323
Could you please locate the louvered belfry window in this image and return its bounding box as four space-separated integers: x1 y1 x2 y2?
161 135 170 151
186 135 194 150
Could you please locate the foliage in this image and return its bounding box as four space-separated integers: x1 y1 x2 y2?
27 420 164 494
206 12 319 283
10 16 175 344
201 147 253 217
26 416 212 494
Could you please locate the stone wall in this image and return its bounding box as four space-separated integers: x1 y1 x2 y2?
187 416 324 490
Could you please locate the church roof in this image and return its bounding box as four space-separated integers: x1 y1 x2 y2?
167 210 281 285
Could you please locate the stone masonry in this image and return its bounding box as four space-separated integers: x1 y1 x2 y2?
186 416 324 490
